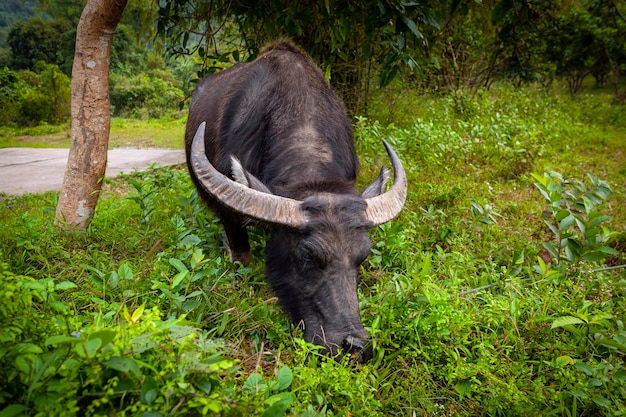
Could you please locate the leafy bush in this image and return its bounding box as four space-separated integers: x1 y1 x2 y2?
0 67 22 125
533 171 617 267
0 62 70 127
0 258 282 416
110 73 184 119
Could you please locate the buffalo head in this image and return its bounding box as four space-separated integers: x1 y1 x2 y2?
190 122 407 361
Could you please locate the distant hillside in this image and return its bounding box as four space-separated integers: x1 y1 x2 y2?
0 0 36 47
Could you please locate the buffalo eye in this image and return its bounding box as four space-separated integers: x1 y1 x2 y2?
298 239 329 271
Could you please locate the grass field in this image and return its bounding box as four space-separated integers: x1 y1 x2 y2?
0 116 186 149
1 82 625 416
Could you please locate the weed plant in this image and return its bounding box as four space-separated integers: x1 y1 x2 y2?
0 83 625 416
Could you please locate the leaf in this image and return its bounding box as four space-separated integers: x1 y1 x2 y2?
542 242 559 259
580 251 608 263
195 379 212 394
55 281 78 290
559 214 576 231
261 403 288 417
588 215 611 229
140 376 158 405
262 392 296 417
245 373 265 393
574 361 593 376
588 378 602 387
613 369 626 382
121 305 131 323
273 366 293 391
118 263 134 280
15 343 43 355
593 338 626 352
89 329 117 347
169 258 189 274
591 395 612 408
564 244 577 263
75 338 101 358
551 316 585 329
544 221 560 238
50 301 69 314
555 355 574 366
104 356 142 376
172 271 189 288
191 249 205 267
555 209 570 222
45 335 82 346
596 245 619 255
534 255 548 276
131 303 146 324
401 16 423 40
179 234 201 246
0 404 28 417
531 172 547 187
455 379 472 396
182 299 201 312
106 271 119 289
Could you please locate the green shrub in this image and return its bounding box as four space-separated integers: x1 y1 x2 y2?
110 73 184 119
0 67 24 126
0 260 261 416
0 63 70 127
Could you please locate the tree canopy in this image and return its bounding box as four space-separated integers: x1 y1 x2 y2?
0 0 624 128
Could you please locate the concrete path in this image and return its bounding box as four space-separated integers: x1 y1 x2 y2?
0 147 186 195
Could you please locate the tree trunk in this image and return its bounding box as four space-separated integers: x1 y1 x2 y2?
55 0 127 229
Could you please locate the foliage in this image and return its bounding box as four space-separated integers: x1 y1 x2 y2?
1 0 625 126
6 17 72 72
156 0 440 113
1 84 625 415
0 67 22 125
533 171 617 267
110 72 184 119
0 0 36 49
0 259 246 416
0 63 70 127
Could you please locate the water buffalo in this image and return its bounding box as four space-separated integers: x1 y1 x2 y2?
185 40 407 361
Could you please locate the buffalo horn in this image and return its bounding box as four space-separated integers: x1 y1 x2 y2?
190 122 309 229
363 139 408 225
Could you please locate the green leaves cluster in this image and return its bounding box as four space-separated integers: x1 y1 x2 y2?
110 73 185 119
0 259 244 416
243 366 295 417
0 64 70 127
533 171 617 266
156 0 440 113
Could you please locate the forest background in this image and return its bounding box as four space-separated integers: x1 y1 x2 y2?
1 0 626 416
1 0 625 128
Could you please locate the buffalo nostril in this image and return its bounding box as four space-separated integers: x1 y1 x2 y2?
344 335 367 350
342 336 373 363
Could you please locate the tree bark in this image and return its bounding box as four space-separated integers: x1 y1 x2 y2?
55 0 127 229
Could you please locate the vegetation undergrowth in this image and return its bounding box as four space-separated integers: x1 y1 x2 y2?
1 84 625 416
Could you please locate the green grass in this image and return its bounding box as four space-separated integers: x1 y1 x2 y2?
0 82 625 416
0 117 186 149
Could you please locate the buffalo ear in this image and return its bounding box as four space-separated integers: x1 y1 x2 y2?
230 156 273 194
361 166 390 198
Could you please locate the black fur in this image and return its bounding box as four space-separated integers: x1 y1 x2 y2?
185 40 376 360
